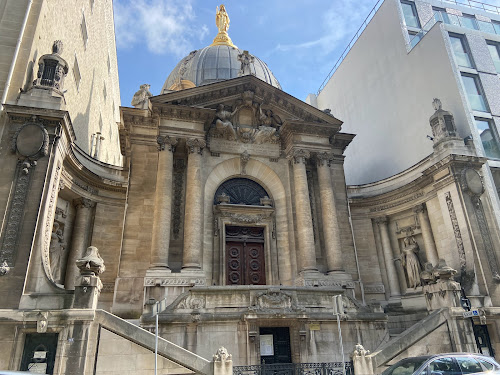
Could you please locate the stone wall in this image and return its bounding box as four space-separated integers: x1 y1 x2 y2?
95 328 193 375
2 0 122 165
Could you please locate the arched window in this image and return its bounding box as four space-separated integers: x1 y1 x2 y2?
214 178 269 205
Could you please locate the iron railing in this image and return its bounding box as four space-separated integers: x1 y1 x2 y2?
233 362 354 375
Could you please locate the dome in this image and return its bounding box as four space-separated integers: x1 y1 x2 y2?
162 5 281 93
162 46 281 92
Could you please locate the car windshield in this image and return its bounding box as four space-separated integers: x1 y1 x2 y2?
382 357 429 375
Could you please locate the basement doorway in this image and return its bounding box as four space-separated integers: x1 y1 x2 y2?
259 327 292 364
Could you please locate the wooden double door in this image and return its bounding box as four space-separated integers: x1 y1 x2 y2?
226 226 266 285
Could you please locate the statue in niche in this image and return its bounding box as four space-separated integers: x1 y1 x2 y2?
238 50 254 77
49 222 66 283
214 104 237 140
400 236 422 288
131 84 153 109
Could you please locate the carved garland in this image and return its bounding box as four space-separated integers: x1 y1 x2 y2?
0 160 37 268
470 196 500 280
42 162 62 283
172 159 185 239
444 192 467 275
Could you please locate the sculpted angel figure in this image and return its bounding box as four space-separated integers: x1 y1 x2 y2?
215 104 237 140
131 84 153 109
400 236 422 288
215 5 230 33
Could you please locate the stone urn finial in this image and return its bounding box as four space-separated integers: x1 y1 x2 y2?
76 246 105 276
52 40 63 55
432 98 442 111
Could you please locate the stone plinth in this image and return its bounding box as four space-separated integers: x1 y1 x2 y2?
424 280 461 311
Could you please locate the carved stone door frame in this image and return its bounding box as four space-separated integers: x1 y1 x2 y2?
213 204 276 285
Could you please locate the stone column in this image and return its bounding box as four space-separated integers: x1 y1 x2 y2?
290 149 317 272
150 136 178 269
65 198 95 290
414 204 439 266
375 217 401 297
316 152 343 272
182 138 206 270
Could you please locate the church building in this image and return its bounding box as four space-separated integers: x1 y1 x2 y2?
0 2 499 375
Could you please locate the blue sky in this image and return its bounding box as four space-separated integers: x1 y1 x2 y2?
113 0 379 105
113 0 500 106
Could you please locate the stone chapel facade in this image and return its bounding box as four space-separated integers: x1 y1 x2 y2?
1 3 500 375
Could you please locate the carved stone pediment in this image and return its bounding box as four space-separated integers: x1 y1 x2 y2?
150 76 342 126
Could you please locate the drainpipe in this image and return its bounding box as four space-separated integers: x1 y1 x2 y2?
1 0 33 111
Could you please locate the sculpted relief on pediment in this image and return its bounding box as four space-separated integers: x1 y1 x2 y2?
209 90 282 145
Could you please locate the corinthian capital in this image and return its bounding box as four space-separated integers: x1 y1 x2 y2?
157 135 178 152
374 216 388 226
186 138 206 154
413 203 426 215
288 149 310 164
74 198 96 209
316 152 334 167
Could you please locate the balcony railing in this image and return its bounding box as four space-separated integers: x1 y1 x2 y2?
233 362 354 375
442 0 500 15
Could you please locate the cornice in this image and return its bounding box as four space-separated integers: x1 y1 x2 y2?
4 104 76 143
150 75 342 126
348 154 485 212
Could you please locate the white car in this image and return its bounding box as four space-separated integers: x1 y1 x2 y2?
381 353 500 375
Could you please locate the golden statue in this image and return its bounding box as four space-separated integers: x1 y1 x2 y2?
211 4 237 48
216 5 230 33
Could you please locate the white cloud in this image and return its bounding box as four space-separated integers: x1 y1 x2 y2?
275 0 374 56
113 0 208 56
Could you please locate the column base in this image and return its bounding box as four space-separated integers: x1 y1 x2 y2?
182 264 201 270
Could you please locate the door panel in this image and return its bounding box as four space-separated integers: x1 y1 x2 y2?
227 242 244 285
226 240 265 285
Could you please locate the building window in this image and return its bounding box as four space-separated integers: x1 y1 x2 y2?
90 0 94 11
433 7 450 24
493 21 500 35
478 19 496 34
107 55 111 74
73 55 81 91
461 74 488 112
487 41 500 73
475 118 500 159
81 13 88 47
449 34 474 68
401 1 420 28
460 14 478 30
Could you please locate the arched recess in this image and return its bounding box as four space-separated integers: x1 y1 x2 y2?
203 157 292 285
